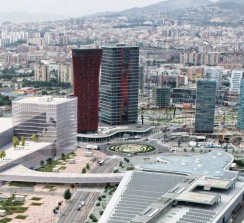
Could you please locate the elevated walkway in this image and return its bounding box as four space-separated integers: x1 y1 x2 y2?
0 165 124 184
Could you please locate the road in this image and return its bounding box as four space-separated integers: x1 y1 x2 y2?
57 158 117 223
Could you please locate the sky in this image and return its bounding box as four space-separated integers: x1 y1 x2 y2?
0 0 167 17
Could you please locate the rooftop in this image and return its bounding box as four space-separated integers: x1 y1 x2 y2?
0 118 13 133
13 96 76 105
0 141 52 168
77 124 154 138
138 151 233 178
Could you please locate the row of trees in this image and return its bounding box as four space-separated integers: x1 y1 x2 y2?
12 135 38 149
12 136 25 149
0 94 11 106
22 79 71 88
1 66 16 75
0 72 34 80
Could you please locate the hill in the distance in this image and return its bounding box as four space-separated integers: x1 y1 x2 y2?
87 0 213 17
214 0 244 11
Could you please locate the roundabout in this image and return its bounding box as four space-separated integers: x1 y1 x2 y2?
108 144 156 154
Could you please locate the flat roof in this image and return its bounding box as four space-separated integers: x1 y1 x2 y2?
196 178 234 190
0 118 13 133
13 96 76 105
0 141 52 168
77 124 154 138
177 192 220 205
138 151 234 178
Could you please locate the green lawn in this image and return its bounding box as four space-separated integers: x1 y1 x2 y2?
0 196 28 215
0 218 12 223
15 215 27 219
35 152 75 172
35 166 53 172
30 202 42 206
108 144 156 154
3 206 28 215
42 184 57 192
9 182 36 187
30 197 42 201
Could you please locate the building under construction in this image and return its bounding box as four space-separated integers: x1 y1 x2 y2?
172 87 196 104
153 87 171 108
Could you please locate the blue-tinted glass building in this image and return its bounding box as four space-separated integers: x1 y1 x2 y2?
195 79 217 133
237 79 244 130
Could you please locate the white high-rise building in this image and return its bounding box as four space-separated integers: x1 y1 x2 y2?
206 68 223 89
12 96 77 153
229 70 244 93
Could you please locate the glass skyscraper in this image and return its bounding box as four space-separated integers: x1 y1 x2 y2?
100 45 139 125
195 79 217 133
237 79 244 130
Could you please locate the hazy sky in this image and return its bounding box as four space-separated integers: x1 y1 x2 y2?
0 0 167 17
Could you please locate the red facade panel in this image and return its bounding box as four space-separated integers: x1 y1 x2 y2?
72 49 102 133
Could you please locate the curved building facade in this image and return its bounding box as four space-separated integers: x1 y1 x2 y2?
100 45 139 125
72 49 103 133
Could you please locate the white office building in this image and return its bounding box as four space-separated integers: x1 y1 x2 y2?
229 70 244 93
12 96 77 151
206 68 223 89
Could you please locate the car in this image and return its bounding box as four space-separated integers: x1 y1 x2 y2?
77 205 82 211
144 139 149 141
127 154 131 157
163 127 170 132
81 201 85 206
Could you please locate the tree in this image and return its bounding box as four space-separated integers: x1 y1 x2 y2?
40 160 44 167
0 151 6 161
58 201 63 212
31 134 37 143
21 136 25 147
82 168 86 173
86 163 90 170
12 136 19 149
70 184 75 192
64 189 72 201
47 158 52 166
42 90 48 95
61 153 65 160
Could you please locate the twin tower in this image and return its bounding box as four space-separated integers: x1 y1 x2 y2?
72 45 139 133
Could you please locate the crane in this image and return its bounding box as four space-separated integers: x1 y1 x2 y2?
146 53 151 106
182 103 190 133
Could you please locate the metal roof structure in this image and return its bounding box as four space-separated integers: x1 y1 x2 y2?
0 165 124 184
137 151 234 178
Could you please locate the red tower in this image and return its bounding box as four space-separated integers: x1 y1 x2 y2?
72 49 103 133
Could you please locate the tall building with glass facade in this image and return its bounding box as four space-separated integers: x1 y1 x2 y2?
195 79 217 133
12 96 77 150
72 48 103 133
237 79 244 130
153 87 171 108
100 45 139 125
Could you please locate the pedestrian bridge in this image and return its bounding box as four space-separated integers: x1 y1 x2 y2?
0 165 125 184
